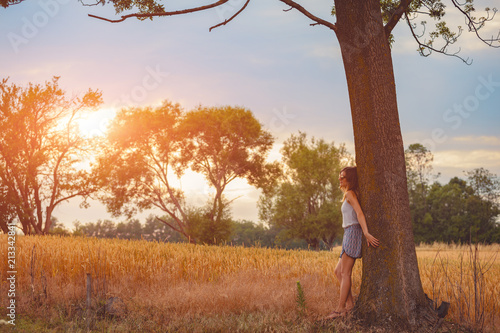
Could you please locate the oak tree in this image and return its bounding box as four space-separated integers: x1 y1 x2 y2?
405 143 436 195
405 143 437 243
94 101 195 240
0 77 102 234
465 167 500 205
180 105 275 244
95 102 274 244
426 176 500 243
0 181 16 233
259 132 349 249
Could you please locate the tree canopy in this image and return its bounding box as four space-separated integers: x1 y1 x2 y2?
95 102 275 244
405 145 500 243
425 176 500 243
0 77 102 234
259 132 349 249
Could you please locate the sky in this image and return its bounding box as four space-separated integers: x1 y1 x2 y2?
1 0 499 229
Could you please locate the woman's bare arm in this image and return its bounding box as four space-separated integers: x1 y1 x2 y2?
346 191 380 248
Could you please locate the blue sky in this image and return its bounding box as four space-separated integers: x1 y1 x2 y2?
1 0 499 227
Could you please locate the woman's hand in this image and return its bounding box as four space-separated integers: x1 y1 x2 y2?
365 233 380 248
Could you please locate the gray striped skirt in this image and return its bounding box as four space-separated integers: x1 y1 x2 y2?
339 224 362 259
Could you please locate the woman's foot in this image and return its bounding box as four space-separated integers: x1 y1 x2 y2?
324 310 348 320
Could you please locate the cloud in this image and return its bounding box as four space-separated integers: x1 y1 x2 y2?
452 135 500 146
434 149 500 170
403 133 500 181
432 148 500 182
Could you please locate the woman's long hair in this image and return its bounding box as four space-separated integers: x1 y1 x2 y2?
340 166 359 202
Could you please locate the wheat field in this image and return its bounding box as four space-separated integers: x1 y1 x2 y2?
0 235 498 332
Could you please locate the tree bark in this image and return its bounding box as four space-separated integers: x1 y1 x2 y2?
334 0 436 329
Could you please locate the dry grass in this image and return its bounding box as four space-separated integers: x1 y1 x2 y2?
0 235 498 332
416 243 500 332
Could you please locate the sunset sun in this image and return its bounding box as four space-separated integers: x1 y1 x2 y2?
74 107 116 137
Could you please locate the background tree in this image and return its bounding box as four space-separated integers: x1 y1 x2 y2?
73 219 117 238
0 182 16 233
425 176 500 243
465 167 500 205
259 132 348 250
94 101 194 240
405 143 436 196
466 168 500 242
116 218 143 239
96 103 274 244
0 77 102 235
142 214 185 242
48 217 71 236
405 147 500 244
405 143 437 243
180 105 275 244
230 220 276 247
184 201 234 245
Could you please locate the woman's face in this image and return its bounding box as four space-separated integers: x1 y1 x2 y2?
339 171 348 188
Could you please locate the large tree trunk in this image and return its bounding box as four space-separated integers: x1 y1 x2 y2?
334 0 437 330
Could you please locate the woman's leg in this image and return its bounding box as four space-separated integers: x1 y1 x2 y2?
338 252 356 312
334 256 342 282
335 255 354 310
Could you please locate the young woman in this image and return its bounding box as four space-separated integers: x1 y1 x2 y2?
327 166 379 319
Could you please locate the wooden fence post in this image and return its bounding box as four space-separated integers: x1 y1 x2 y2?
86 273 91 330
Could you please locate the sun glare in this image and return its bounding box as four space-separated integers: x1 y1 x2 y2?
75 107 116 137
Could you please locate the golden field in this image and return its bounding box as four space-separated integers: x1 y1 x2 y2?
0 235 498 332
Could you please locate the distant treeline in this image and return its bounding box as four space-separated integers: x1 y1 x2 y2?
49 216 315 250
406 144 499 244
41 143 500 247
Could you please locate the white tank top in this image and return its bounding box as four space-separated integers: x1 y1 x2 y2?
341 200 359 228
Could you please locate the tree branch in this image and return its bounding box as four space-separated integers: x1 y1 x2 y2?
404 12 472 65
88 0 337 33
450 0 500 48
210 0 250 32
52 187 93 209
78 0 102 7
277 0 336 32
384 0 413 37
155 215 196 243
88 0 231 23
